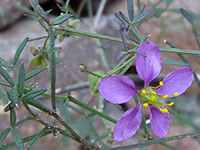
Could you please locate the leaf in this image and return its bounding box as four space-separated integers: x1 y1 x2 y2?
180 8 194 26
88 71 107 95
8 88 19 105
166 0 173 9
23 88 46 101
155 8 165 17
0 57 13 68
0 66 15 85
0 88 9 104
12 128 24 150
0 128 10 145
134 7 156 24
162 59 189 66
13 37 29 66
127 0 134 21
195 14 200 27
27 128 47 149
50 13 72 25
18 63 25 97
10 108 16 127
27 99 52 113
25 67 46 80
29 55 42 68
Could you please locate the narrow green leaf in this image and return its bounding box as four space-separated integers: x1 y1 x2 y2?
109 133 200 150
27 99 52 113
127 0 134 21
162 59 189 66
115 12 130 26
0 57 13 68
25 66 46 81
18 63 25 97
155 8 165 17
13 37 29 65
180 8 194 26
10 108 16 127
50 13 71 25
29 55 42 68
27 128 47 149
0 131 51 150
134 7 155 24
23 88 46 101
8 88 19 105
166 0 173 9
88 71 107 95
4 103 13 112
0 66 15 85
195 14 200 26
0 128 10 145
12 128 24 150
0 88 9 104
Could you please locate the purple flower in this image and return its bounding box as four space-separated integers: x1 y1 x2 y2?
98 41 194 142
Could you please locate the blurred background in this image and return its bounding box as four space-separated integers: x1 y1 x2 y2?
0 0 200 149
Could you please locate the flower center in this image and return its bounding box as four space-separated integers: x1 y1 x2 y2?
139 81 178 113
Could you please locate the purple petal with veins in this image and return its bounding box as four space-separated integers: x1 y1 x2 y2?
98 76 138 104
155 67 193 96
136 41 162 87
113 104 142 142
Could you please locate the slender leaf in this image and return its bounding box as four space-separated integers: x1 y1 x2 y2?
27 128 47 149
162 59 189 66
0 57 13 68
195 14 200 26
180 8 194 26
8 87 19 105
18 63 25 97
134 7 155 24
115 12 130 25
0 66 15 85
166 0 173 9
12 128 24 150
0 128 10 145
27 99 52 113
109 133 200 150
0 88 9 104
155 8 165 17
13 37 29 65
23 88 46 101
51 13 71 25
10 108 16 127
127 0 134 21
25 66 46 80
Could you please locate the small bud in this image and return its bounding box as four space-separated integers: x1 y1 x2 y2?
80 64 88 72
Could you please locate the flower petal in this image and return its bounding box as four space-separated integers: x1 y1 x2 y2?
98 76 138 104
155 67 193 96
149 106 170 138
136 41 162 86
113 104 142 142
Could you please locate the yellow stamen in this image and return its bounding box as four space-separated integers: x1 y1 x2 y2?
151 91 156 95
174 92 179 96
143 103 149 107
160 108 168 113
163 95 168 99
141 90 146 95
168 102 174 106
159 81 164 86
151 96 155 101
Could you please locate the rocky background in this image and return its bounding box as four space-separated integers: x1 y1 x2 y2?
0 0 200 149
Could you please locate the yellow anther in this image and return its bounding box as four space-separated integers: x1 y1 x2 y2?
174 92 179 96
159 81 164 86
151 96 155 101
151 91 156 95
163 95 168 99
160 108 168 113
168 102 174 106
141 90 146 95
143 103 149 107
